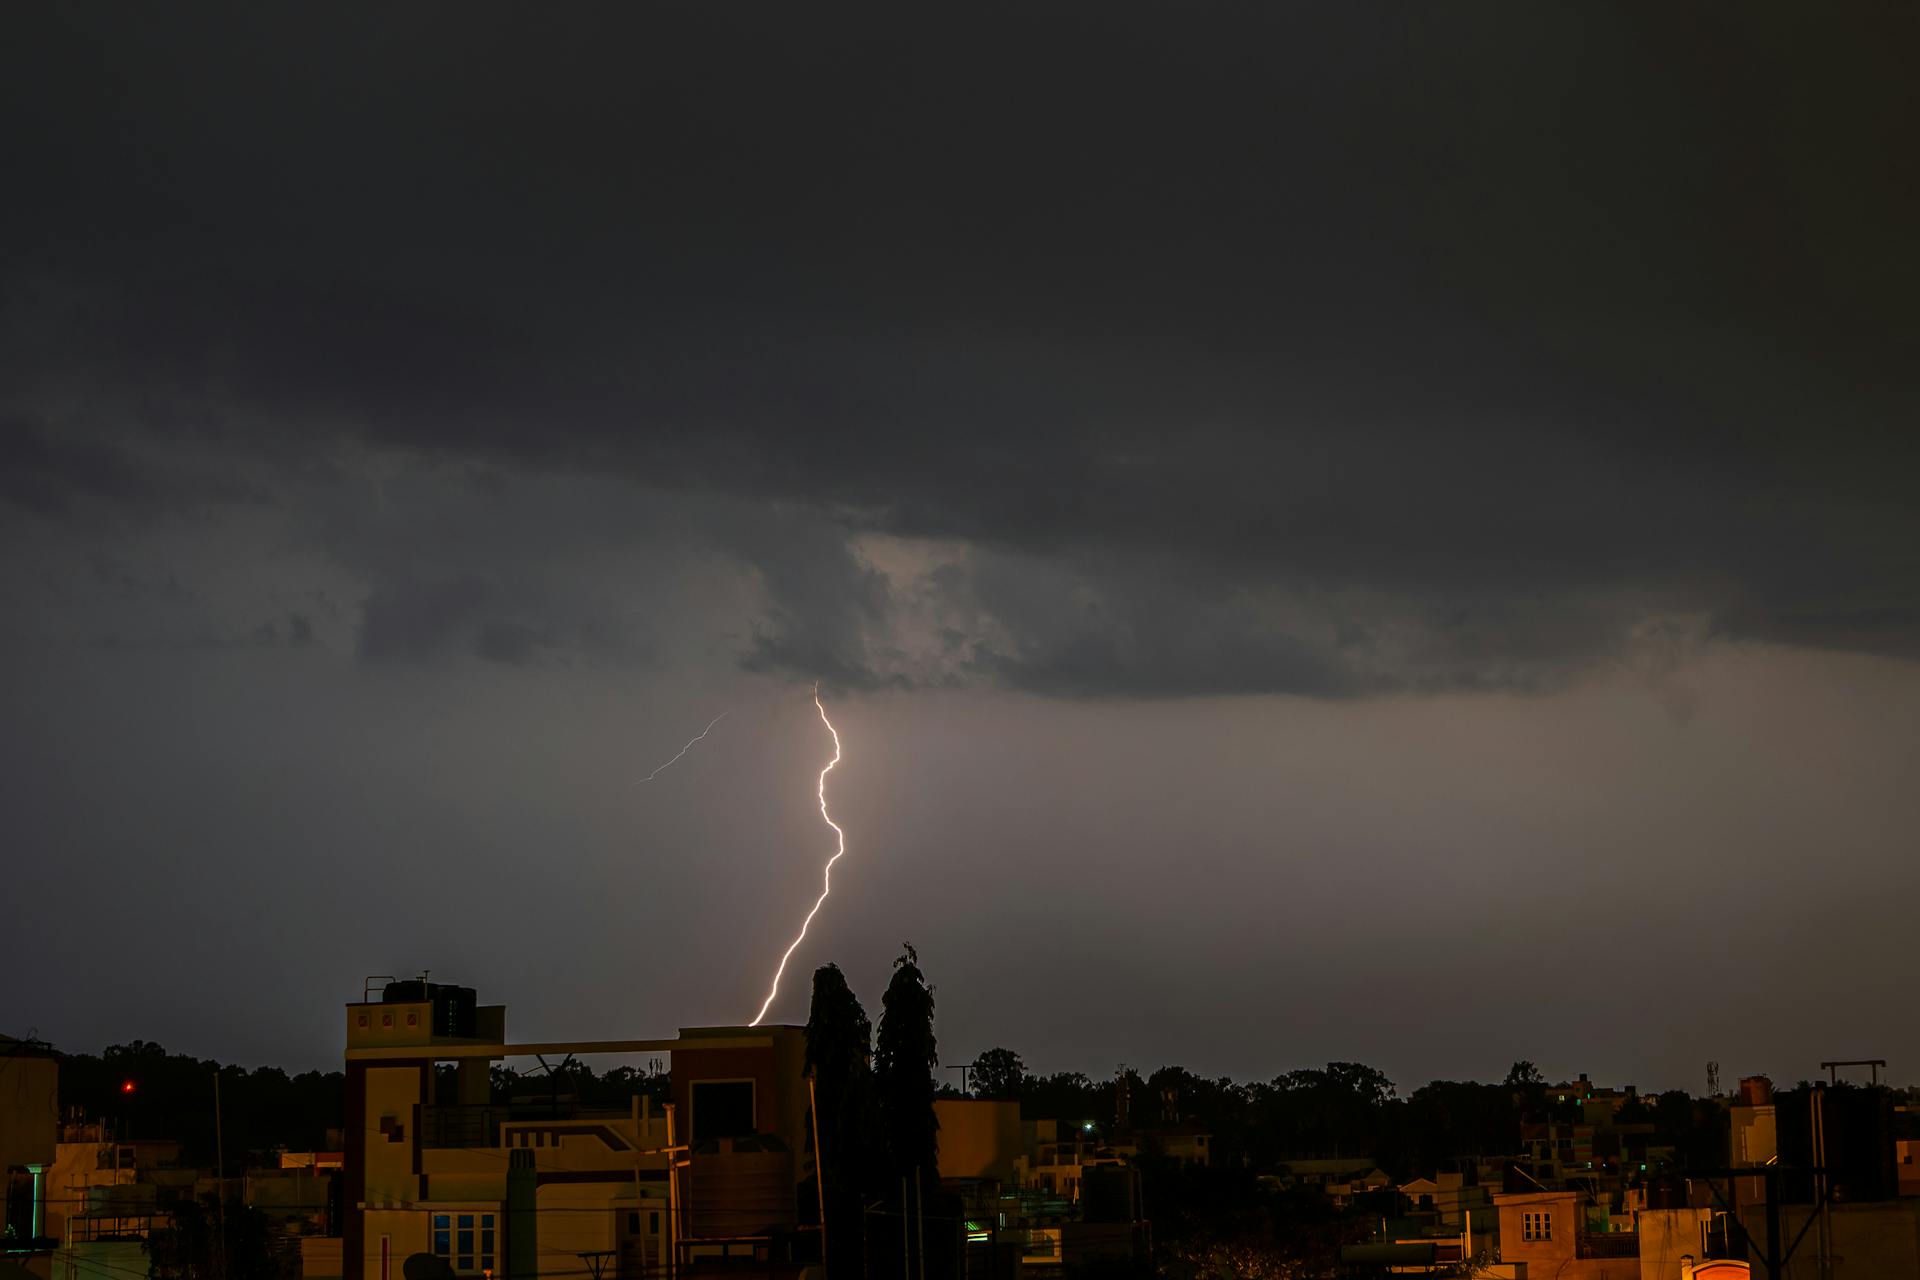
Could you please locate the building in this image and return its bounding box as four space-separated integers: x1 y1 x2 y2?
41 1120 191 1280
932 1100 1023 1184
1131 1122 1210 1168
1733 1199 1920 1279
1899 1136 1920 1198
1635 1206 1726 1280
336 979 812 1280
1 1036 59 1280
1493 1188 1639 1279
1272 1158 1393 1207
1397 1171 1492 1233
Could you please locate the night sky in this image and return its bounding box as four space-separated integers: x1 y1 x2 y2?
4 5 1917 1092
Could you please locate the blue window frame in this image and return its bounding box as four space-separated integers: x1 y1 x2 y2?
431 1211 496 1274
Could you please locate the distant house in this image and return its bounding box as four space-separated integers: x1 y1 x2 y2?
1272 1159 1392 1207
1493 1188 1638 1279
1397 1170 1491 1230
1132 1122 1211 1167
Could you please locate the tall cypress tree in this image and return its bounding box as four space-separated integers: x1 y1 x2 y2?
875 943 940 1185
805 964 876 1279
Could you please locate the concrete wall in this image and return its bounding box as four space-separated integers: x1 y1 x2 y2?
1729 1106 1776 1167
363 1063 429 1206
362 1206 429 1280
934 1101 1022 1182
1738 1200 1920 1279
301 1236 344 1280
1637 1207 1715 1280
67 1241 149 1280
0 1055 57 1170
670 1026 809 1159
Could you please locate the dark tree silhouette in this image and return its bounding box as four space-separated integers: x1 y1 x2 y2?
969 1047 1024 1100
1021 1071 1102 1123
146 1193 292 1280
804 964 876 1280
60 1043 342 1167
1504 1061 1545 1087
875 943 940 1184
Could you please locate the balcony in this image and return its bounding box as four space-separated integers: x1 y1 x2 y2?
420 1105 512 1148
1576 1232 1639 1260
420 1102 642 1149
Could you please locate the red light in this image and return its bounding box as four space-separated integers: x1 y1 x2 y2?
121 1081 135 1094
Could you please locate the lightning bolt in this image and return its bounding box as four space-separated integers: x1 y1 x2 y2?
635 711 729 784
749 683 845 1027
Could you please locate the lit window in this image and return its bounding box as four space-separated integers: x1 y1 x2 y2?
433 1213 494 1273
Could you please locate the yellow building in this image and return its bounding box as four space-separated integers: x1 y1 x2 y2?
1 1036 59 1277
1493 1188 1639 1279
337 981 811 1280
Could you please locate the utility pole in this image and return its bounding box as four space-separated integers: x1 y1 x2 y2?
1812 1086 1832 1280
1691 1164 1835 1280
213 1069 229 1280
914 1169 925 1280
807 1075 828 1279
664 1104 681 1280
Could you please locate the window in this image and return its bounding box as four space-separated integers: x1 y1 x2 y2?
432 1212 495 1273
1521 1211 1552 1242
690 1080 755 1141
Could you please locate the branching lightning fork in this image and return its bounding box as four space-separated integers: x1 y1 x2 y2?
635 711 729 784
749 683 845 1026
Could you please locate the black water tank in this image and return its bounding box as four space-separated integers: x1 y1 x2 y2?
435 986 477 1038
1081 1165 1141 1223
381 981 478 1037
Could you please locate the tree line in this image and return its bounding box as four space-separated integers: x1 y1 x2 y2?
46 996 1894 1201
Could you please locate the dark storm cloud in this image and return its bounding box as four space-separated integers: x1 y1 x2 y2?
3 3 1916 694
357 574 494 663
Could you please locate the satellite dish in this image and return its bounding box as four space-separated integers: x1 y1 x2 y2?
403 1254 456 1280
